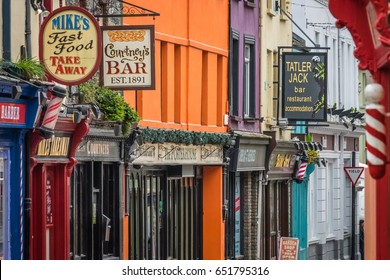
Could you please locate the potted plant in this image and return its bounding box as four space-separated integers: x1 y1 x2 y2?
79 77 141 136
0 57 46 80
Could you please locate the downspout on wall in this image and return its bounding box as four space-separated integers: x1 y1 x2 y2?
2 0 11 60
25 0 32 58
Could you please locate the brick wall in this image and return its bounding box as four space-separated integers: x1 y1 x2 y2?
242 171 259 259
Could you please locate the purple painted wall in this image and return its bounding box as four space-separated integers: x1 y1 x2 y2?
229 0 260 132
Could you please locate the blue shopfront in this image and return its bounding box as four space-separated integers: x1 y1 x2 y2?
0 78 42 259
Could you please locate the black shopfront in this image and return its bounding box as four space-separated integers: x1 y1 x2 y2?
70 129 124 260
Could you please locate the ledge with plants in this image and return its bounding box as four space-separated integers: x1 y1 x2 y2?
79 77 141 136
140 128 232 146
0 57 46 81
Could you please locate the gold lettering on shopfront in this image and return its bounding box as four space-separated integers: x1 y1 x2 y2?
274 154 292 168
37 137 70 156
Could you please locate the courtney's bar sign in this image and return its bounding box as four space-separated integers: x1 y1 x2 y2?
101 25 155 90
282 52 327 121
39 6 102 85
0 102 26 124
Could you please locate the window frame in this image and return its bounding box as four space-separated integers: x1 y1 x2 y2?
230 29 240 117
243 35 256 119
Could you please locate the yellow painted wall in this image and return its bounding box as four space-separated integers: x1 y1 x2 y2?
260 0 292 139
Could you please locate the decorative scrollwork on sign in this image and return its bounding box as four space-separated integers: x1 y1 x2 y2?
122 5 146 16
107 30 146 42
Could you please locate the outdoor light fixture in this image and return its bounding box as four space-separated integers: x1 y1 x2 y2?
332 108 344 115
40 1 50 17
341 117 349 128
12 85 22 99
347 112 359 118
321 158 327 167
339 109 352 117
72 110 82 124
355 112 365 119
30 0 42 14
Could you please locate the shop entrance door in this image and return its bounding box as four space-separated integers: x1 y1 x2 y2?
264 180 291 260
127 170 203 260
70 162 120 260
0 149 9 260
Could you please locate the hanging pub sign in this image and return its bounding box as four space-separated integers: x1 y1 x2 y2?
101 25 155 90
39 6 102 85
281 52 327 121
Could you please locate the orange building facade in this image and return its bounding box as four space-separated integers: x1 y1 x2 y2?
121 0 230 260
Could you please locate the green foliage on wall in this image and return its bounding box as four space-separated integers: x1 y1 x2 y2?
79 77 141 135
141 128 232 146
0 57 46 80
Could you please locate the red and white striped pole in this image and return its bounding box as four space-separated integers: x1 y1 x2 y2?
297 160 308 179
365 83 386 179
38 86 66 139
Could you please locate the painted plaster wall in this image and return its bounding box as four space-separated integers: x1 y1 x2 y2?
260 0 292 138
123 0 229 133
230 0 260 132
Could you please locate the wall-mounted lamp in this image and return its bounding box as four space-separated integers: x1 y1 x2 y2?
12 85 22 99
30 0 49 16
341 116 349 128
72 111 82 124
332 108 344 115
40 1 50 17
339 109 352 117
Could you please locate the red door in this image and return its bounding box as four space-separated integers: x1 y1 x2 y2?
31 163 68 259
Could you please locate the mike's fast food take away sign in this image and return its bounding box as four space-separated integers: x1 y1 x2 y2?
39 6 102 85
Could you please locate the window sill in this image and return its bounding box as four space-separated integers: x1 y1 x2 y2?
326 234 336 241
267 9 277 17
243 117 259 123
231 115 243 122
245 1 256 8
308 237 320 245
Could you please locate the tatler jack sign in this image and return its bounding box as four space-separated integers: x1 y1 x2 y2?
101 25 155 90
282 52 327 121
39 6 102 85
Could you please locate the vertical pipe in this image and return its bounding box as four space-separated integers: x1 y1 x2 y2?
351 150 356 260
25 0 32 58
2 0 11 60
256 173 263 259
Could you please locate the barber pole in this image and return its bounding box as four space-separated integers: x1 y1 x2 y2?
365 83 386 179
297 160 308 179
20 145 23 259
39 86 66 139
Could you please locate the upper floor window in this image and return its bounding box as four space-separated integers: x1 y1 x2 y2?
230 30 240 116
244 36 255 118
245 0 256 7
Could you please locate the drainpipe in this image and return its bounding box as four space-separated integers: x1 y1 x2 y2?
256 172 264 259
2 0 11 60
25 0 32 58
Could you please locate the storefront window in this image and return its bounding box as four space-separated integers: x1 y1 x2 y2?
128 169 203 260
234 173 241 258
0 149 8 260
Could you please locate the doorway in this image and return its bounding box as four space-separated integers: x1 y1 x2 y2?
70 162 120 260
127 169 203 260
0 149 9 260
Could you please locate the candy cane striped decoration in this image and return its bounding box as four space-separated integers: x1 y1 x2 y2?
297 161 308 179
365 83 386 179
20 145 23 259
39 86 66 139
